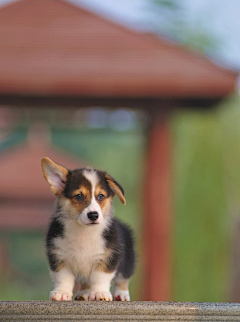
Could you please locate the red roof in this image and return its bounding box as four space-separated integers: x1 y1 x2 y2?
0 0 237 99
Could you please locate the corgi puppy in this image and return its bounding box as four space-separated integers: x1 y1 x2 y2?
41 157 135 301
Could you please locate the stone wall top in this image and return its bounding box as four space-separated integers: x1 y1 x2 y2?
1 301 240 321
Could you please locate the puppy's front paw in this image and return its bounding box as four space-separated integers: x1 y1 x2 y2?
113 289 130 301
89 291 112 301
50 291 72 301
74 289 91 301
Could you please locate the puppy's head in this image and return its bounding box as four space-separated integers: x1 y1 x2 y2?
41 157 126 226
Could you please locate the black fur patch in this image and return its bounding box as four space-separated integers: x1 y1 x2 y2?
103 218 135 278
96 170 115 198
63 169 92 199
46 216 64 244
46 251 62 272
46 215 65 272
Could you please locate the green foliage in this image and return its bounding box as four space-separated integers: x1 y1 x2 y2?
218 96 240 215
150 0 181 10
171 94 240 302
0 232 51 300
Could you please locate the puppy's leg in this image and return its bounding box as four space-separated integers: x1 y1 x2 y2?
50 267 75 301
75 282 91 301
112 274 130 301
88 270 115 301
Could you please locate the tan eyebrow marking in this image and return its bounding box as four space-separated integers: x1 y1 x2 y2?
72 186 90 198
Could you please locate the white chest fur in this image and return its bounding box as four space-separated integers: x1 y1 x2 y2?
53 220 107 279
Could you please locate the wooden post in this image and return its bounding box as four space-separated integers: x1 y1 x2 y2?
143 112 172 301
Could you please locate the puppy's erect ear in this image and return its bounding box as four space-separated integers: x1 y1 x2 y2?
41 157 69 196
105 174 126 205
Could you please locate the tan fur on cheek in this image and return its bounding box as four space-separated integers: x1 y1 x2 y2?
71 199 90 215
71 188 91 211
95 186 112 217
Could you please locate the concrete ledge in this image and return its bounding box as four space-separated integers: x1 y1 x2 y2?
1 301 240 321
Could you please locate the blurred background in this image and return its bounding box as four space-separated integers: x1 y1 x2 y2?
0 0 240 302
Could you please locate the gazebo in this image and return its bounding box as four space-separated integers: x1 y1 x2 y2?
0 0 238 301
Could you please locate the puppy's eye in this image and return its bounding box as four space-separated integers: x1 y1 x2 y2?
97 194 105 201
75 193 84 202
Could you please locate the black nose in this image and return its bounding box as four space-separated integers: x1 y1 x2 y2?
87 211 99 222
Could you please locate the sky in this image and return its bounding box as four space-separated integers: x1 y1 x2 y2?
184 0 240 69
1 0 240 70
71 0 240 70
